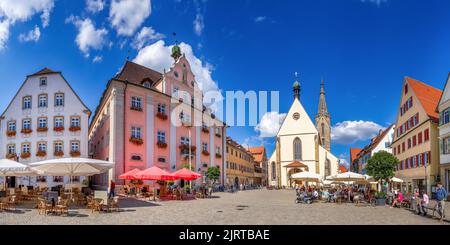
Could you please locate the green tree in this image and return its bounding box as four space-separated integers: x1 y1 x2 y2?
181 163 195 171
366 151 399 191
206 166 220 184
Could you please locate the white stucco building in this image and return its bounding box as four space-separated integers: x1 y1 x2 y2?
438 73 450 193
0 68 91 187
268 78 339 188
354 124 395 174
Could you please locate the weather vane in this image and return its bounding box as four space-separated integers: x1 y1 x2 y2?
173 32 178 45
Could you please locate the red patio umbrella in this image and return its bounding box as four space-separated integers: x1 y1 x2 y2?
118 168 141 180
173 168 202 181
133 166 176 181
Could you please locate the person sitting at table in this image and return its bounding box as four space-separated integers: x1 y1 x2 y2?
391 190 404 208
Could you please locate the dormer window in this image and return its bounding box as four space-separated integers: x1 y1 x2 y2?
40 77 47 86
143 81 151 88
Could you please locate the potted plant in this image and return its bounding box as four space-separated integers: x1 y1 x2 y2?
69 126 81 132
6 153 16 160
130 105 143 111
37 127 48 132
202 127 209 133
54 151 64 157
20 152 31 159
202 150 210 156
6 130 16 137
157 141 167 148
53 126 64 132
21 128 32 134
70 151 81 157
156 112 168 120
215 153 222 158
36 151 47 157
130 137 144 145
366 151 399 206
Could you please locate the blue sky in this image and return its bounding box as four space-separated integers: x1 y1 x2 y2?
1 0 450 166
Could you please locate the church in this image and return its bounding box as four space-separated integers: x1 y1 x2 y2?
268 77 339 188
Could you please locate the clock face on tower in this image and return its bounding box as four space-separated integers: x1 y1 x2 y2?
293 112 300 120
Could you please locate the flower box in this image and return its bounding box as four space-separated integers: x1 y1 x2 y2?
21 128 32 134
70 151 81 157
215 153 222 158
157 141 167 148
54 126 64 132
54 151 64 157
36 151 47 157
6 153 16 160
179 144 196 153
6 131 16 137
69 126 81 132
37 127 48 132
156 112 168 120
130 106 143 112
20 152 31 159
130 137 144 145
202 150 210 156
202 127 209 133
215 133 221 138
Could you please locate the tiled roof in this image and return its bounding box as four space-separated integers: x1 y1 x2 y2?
339 165 348 173
115 61 162 85
248 147 265 162
284 161 308 169
406 77 442 122
28 67 59 76
350 148 362 163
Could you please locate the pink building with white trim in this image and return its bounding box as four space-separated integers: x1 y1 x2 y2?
88 46 227 187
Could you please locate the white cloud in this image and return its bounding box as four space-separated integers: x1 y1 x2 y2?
0 0 54 49
254 16 267 23
193 13 204 36
18 25 41 42
86 0 105 13
360 0 387 6
109 0 151 36
131 26 165 50
331 120 384 145
338 153 350 169
133 40 221 94
255 112 287 138
92 55 103 63
66 16 108 57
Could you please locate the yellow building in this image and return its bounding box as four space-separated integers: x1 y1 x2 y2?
391 77 442 195
226 137 255 187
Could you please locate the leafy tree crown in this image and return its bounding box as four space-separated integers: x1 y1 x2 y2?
366 151 399 182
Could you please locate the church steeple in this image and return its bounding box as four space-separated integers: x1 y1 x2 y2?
293 72 301 100
316 79 331 152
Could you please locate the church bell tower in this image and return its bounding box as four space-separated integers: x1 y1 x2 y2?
315 79 331 152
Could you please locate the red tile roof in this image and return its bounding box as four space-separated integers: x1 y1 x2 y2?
248 147 265 162
284 161 308 169
339 165 348 173
350 148 362 163
115 61 162 86
406 77 442 122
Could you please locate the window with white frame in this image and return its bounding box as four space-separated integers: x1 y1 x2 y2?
71 116 80 127
7 144 15 154
40 77 47 86
22 143 30 153
22 119 31 129
131 127 142 139
131 96 142 110
38 94 48 108
38 117 47 128
71 141 80 152
55 93 64 106
8 121 16 132
54 141 63 152
38 142 47 152
181 136 190 145
157 103 166 114
54 116 64 128
216 146 221 154
157 131 166 143
202 143 208 152
23 96 32 109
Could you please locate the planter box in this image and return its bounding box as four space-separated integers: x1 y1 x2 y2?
376 198 386 206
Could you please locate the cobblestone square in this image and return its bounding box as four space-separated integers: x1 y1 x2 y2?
0 190 448 225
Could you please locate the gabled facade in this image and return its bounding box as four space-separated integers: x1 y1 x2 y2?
248 146 268 186
0 68 90 187
225 137 255 187
355 124 395 174
437 73 450 193
391 77 441 195
89 45 226 187
268 78 339 188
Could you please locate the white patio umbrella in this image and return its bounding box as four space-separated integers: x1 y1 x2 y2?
30 158 114 199
390 177 404 183
291 172 322 183
0 159 37 189
327 172 366 182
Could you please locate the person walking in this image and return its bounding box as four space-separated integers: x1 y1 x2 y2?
109 180 116 199
435 183 448 221
418 192 429 216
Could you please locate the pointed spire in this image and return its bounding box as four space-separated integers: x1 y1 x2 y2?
317 79 329 116
293 72 301 100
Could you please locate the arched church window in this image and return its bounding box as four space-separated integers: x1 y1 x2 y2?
325 158 331 177
293 137 302 160
182 67 187 83
271 162 276 180
321 123 325 136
